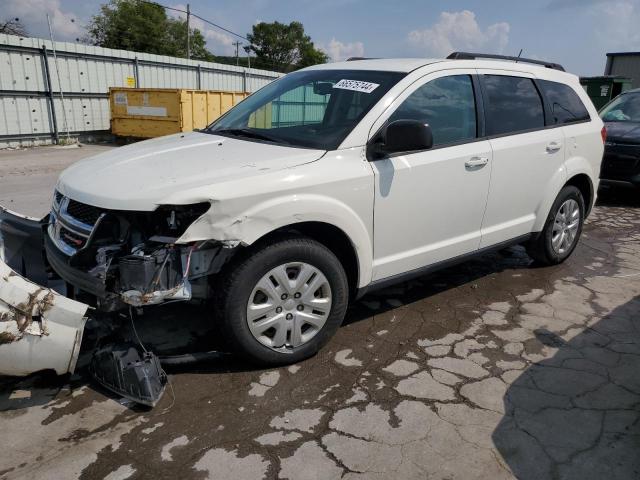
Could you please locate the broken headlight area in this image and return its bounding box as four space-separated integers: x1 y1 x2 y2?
0 205 227 407
46 195 234 310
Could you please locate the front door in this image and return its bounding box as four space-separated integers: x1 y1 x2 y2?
370 71 492 281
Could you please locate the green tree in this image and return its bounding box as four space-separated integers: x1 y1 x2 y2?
0 18 27 36
166 18 215 61
86 0 169 55
247 21 327 72
86 0 214 61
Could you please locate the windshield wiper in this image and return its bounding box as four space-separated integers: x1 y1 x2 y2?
212 128 289 145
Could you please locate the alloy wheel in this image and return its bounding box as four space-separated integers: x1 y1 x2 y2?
551 199 581 255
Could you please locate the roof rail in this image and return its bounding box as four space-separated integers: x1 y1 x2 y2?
447 52 565 72
346 57 375 61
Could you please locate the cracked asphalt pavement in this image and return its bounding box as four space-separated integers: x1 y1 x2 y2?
1 146 639 480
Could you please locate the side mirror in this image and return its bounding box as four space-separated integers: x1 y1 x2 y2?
382 120 433 154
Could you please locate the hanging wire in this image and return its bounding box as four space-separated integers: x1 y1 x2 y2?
128 306 176 411
138 0 288 72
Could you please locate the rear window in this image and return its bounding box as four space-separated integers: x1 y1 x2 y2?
481 75 545 136
538 80 590 124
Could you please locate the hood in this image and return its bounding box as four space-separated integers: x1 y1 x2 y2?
57 132 325 211
604 121 640 144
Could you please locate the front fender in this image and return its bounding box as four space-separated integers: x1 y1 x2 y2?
178 194 373 287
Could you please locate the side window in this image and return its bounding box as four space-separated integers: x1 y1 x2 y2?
538 80 591 125
481 75 545 136
388 75 477 146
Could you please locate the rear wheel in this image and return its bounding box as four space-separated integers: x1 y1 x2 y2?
215 236 349 365
526 186 585 265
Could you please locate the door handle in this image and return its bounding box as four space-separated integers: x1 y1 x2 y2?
546 141 562 153
465 156 489 169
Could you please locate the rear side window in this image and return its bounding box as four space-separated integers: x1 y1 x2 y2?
389 75 477 146
538 80 591 124
481 75 545 136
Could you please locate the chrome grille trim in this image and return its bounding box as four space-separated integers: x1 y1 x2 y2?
49 192 105 255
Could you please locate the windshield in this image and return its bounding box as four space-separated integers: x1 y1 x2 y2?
600 92 640 122
206 69 406 150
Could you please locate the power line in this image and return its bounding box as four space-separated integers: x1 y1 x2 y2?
140 0 248 41
138 0 284 72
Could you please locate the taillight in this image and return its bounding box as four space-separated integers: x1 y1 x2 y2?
601 126 607 144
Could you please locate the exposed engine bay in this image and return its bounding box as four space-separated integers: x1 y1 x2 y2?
46 192 236 310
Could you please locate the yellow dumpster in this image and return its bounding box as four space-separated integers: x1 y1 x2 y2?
109 88 250 138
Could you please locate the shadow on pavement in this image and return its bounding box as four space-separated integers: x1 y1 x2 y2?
492 295 640 479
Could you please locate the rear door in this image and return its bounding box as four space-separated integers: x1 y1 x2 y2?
478 71 566 248
369 70 492 281
537 79 602 202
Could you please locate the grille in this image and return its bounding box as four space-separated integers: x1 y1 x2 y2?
59 225 86 249
66 199 103 226
49 193 106 255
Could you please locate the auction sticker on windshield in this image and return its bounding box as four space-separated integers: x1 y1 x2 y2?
333 79 380 93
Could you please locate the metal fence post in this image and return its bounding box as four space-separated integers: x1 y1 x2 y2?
134 57 140 87
243 70 248 93
197 64 202 90
41 45 59 144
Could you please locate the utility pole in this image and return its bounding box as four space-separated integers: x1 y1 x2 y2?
186 3 191 59
244 45 251 69
233 41 241 66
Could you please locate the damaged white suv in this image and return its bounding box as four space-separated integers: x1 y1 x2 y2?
4 53 604 369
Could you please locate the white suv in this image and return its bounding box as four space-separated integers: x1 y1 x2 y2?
46 53 604 365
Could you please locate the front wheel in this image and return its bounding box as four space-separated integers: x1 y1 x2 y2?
526 186 585 265
215 236 349 365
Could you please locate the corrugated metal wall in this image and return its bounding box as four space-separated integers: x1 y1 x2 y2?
605 53 640 89
0 34 282 148
272 84 329 127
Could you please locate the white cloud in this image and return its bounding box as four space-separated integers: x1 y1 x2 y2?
407 10 510 58
591 1 640 49
169 3 237 56
320 38 365 62
4 0 83 40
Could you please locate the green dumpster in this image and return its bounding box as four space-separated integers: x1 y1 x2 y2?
580 76 633 110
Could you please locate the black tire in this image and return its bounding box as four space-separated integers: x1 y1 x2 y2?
526 185 585 265
214 235 349 366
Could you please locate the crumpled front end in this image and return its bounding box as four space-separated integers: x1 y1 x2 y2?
0 207 90 376
45 192 235 310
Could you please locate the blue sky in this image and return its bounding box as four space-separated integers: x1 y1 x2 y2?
5 0 640 76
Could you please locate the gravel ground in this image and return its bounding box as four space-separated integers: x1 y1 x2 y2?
0 145 639 480
0 143 116 217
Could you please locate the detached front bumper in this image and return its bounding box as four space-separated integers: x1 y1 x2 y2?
0 206 90 376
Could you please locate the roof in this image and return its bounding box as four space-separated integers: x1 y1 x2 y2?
606 52 640 57
302 57 575 79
